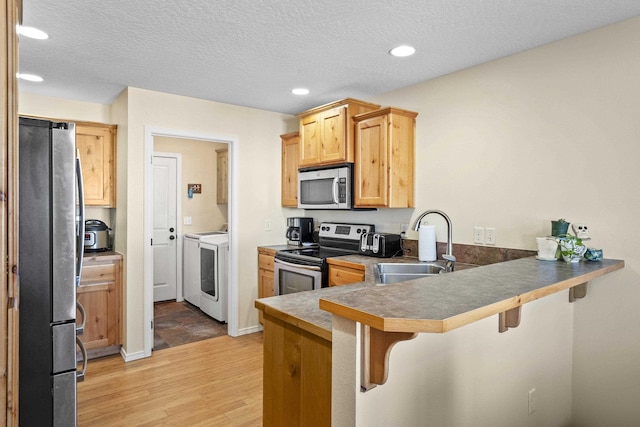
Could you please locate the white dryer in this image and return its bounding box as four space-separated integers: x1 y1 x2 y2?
199 233 229 322
183 231 227 308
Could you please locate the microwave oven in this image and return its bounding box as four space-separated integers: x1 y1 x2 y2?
298 164 352 210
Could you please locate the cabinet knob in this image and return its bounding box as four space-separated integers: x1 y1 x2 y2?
169 235 175 240
169 227 175 232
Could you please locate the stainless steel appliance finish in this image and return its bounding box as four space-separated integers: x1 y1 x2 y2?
274 222 374 295
286 217 314 246
359 232 403 258
84 219 111 252
298 164 352 210
19 117 87 426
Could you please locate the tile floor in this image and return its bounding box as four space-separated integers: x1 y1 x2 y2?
153 300 227 350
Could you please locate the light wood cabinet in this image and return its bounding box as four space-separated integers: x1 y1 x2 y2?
353 107 418 208
216 148 228 204
297 98 380 168
258 248 275 298
77 253 122 359
328 259 365 286
281 132 300 207
262 312 331 427
76 122 117 207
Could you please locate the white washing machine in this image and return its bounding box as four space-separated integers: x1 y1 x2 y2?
199 233 229 322
183 231 227 308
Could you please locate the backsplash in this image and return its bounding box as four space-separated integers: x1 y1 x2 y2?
401 239 536 266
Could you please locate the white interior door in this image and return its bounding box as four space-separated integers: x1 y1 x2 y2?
153 155 178 302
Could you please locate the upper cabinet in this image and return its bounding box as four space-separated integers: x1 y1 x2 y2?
216 148 229 204
296 98 380 168
353 107 417 208
281 132 300 207
76 122 117 207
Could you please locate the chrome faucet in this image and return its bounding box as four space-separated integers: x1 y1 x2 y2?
412 209 456 271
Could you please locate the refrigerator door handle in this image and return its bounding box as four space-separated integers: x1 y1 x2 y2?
76 155 85 286
76 301 86 335
76 337 87 382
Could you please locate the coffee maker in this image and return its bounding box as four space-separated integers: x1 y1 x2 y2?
286 217 314 246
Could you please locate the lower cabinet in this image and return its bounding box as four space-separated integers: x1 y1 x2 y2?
258 248 275 298
262 312 331 427
327 259 365 286
77 253 122 359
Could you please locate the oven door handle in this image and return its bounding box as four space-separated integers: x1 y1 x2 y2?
275 258 322 271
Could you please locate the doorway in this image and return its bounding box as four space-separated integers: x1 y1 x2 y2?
151 137 229 350
144 126 237 358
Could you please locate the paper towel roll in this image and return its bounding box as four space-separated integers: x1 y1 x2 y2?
419 224 437 262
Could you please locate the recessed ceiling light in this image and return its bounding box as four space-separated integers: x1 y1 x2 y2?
17 25 49 40
291 88 310 95
389 45 416 57
17 73 44 82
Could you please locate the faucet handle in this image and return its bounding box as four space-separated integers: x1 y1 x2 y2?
442 254 456 272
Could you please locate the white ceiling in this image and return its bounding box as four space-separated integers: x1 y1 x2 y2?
18 0 640 115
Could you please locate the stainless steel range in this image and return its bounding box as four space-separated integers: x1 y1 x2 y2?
274 222 374 295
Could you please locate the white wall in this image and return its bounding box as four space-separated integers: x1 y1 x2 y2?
330 16 640 426
154 136 228 233
334 290 574 427
113 87 296 355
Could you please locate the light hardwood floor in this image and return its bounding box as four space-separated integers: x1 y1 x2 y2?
78 333 264 426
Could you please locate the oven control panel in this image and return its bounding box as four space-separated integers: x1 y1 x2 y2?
318 222 374 241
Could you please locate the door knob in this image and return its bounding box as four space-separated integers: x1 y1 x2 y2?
169 235 175 240
169 227 175 232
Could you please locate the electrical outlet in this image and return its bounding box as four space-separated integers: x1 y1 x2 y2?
486 227 496 245
528 388 536 415
183 216 192 225
264 219 272 231
474 227 485 244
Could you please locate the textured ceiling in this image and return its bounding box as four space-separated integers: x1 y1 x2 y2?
18 0 640 115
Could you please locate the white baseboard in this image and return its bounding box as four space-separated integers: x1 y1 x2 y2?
120 347 147 362
233 324 263 337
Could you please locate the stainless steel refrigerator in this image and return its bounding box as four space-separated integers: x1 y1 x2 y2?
18 117 87 426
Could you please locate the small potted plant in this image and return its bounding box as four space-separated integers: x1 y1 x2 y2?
556 233 586 263
551 218 570 237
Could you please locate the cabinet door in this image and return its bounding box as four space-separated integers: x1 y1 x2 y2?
77 282 116 349
281 133 300 207
355 115 388 207
259 269 275 298
319 106 347 164
76 123 117 207
216 149 229 204
299 113 322 167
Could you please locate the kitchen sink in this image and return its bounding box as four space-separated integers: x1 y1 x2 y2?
374 262 445 285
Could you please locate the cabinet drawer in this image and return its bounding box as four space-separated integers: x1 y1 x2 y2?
258 253 274 272
81 263 116 283
328 264 365 287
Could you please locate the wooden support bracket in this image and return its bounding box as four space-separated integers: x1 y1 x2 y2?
361 325 417 392
498 306 522 333
569 282 588 302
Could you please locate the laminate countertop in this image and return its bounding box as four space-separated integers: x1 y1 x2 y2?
255 256 624 341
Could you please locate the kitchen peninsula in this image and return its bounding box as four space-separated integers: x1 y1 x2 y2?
255 256 624 427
